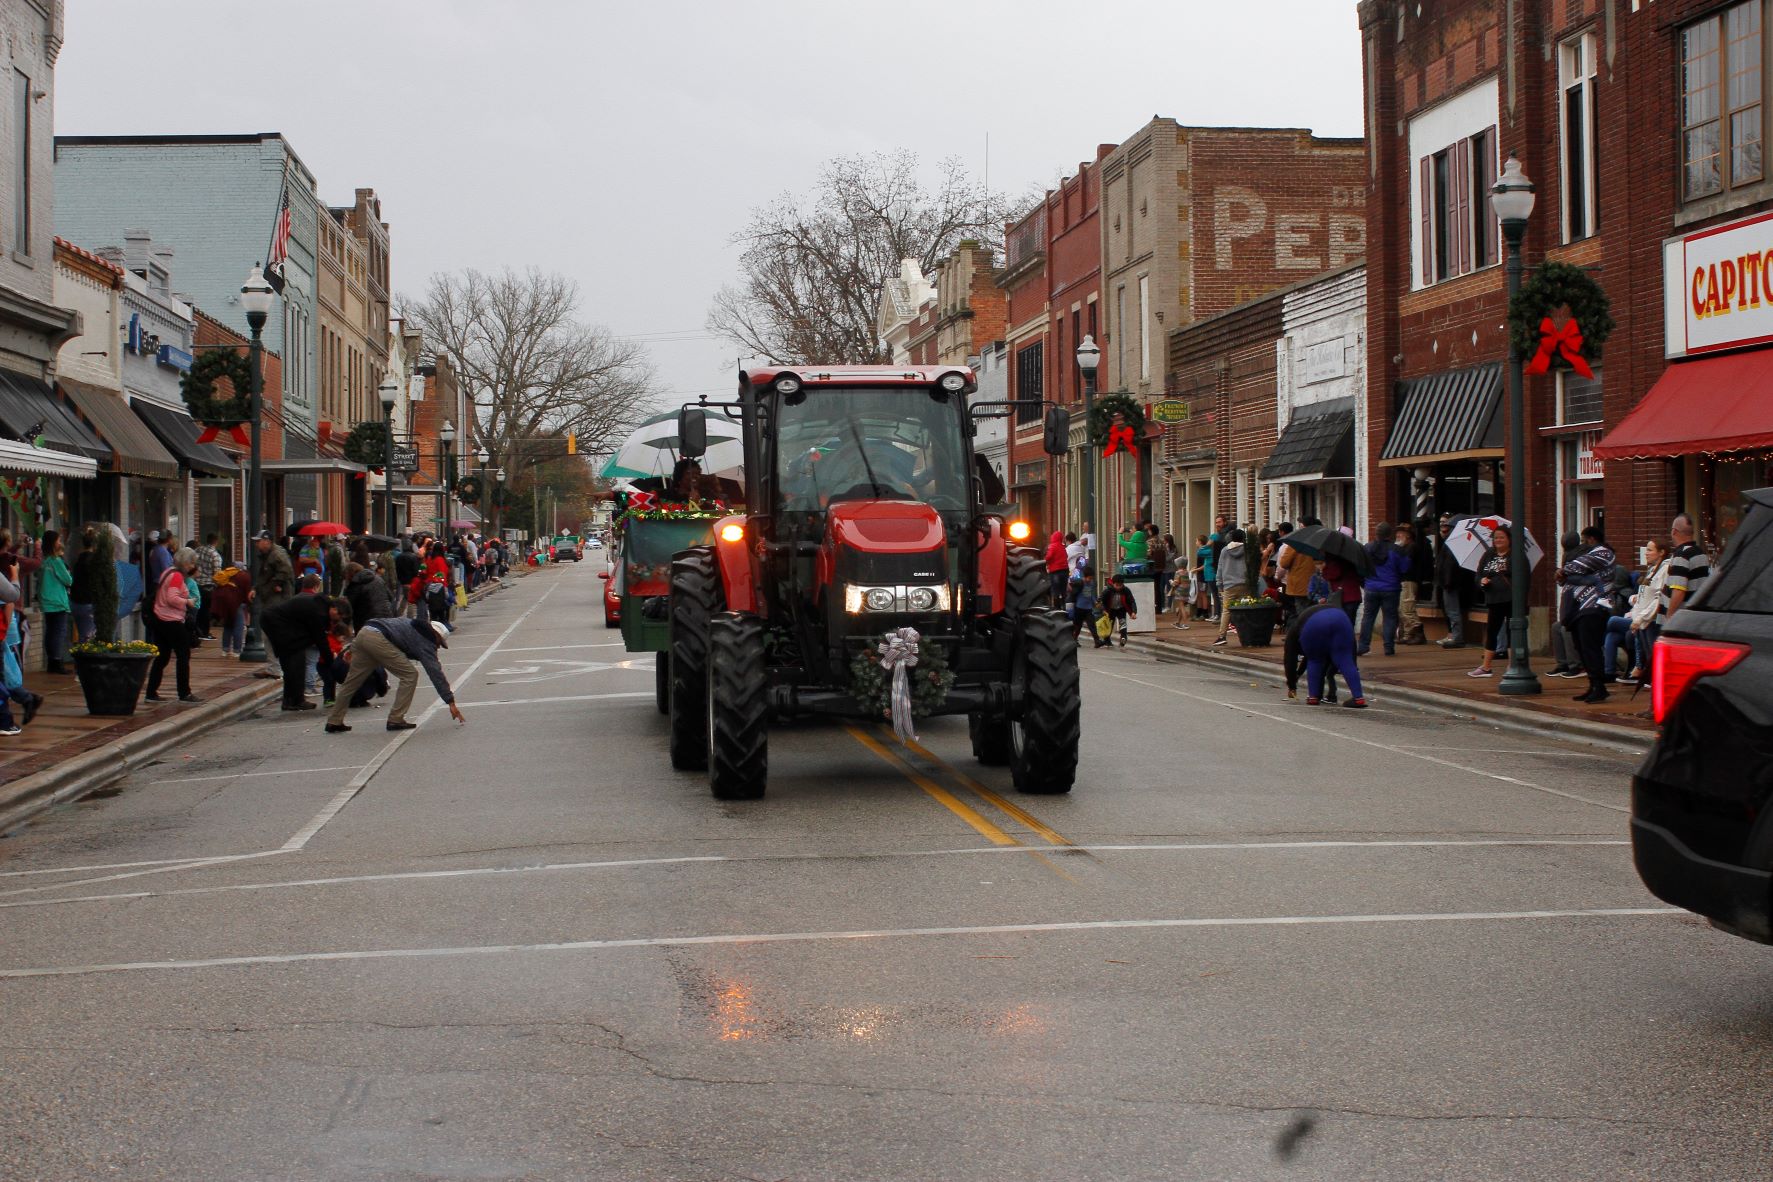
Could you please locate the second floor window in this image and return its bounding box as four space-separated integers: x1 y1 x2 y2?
1683 1 1763 201
1015 342 1043 424
1561 32 1599 240
1419 129 1498 284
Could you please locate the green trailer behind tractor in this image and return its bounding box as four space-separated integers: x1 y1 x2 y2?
605 511 723 711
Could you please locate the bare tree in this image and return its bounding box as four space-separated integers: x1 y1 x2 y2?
708 151 1028 365
400 268 654 467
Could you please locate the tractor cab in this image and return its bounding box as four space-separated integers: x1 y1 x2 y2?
665 365 1078 801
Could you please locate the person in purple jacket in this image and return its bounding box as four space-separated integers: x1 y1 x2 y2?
1356 522 1413 657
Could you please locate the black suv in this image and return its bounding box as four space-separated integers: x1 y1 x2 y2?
1632 487 1773 944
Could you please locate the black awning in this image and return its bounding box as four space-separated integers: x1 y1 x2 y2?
1379 362 1504 467
1260 397 1355 481
0 368 112 463
130 399 238 477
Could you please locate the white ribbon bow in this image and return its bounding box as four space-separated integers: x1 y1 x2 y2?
876 626 922 743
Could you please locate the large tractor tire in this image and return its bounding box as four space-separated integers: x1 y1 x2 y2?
969 712 1011 766
654 654 670 715
668 549 721 770
706 612 768 800
1005 546 1048 616
1008 610 1081 794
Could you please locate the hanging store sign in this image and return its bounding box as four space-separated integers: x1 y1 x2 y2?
1576 429 1603 480
1665 207 1773 358
391 445 420 473
1149 399 1190 425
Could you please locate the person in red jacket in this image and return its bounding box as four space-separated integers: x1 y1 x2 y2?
1045 531 1071 607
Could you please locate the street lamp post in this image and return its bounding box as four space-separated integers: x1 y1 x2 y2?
1490 154 1543 696
378 373 399 537
439 420 456 537
238 265 275 665
494 467 506 539
1076 335 1101 585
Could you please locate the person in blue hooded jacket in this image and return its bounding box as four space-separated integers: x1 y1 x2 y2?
1356 522 1413 657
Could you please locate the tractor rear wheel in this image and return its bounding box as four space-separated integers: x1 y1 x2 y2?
1005 546 1047 616
969 713 1011 766
668 548 721 770
706 612 768 800
1009 610 1080 794
654 654 670 715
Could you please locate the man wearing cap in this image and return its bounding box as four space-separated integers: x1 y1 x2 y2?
325 615 465 733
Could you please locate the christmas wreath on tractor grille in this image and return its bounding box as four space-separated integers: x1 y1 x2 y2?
454 473 484 505
848 631 954 721
179 348 254 426
1086 392 1145 447
342 420 392 469
1507 261 1614 379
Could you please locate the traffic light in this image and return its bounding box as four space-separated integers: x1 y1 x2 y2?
567 432 576 455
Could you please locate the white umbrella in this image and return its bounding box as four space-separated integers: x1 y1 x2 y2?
1444 515 1544 572
600 408 744 480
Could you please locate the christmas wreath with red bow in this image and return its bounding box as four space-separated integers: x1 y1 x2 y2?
1086 392 1145 455
1507 261 1614 380
179 348 255 442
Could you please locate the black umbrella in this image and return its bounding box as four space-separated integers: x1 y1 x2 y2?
359 533 401 552
1276 525 1374 577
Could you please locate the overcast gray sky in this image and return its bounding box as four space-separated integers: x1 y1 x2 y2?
57 1 1365 411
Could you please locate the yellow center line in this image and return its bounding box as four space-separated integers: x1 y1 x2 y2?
843 726 1019 847
900 735 1076 849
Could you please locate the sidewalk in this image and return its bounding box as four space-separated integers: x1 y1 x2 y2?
0 565 534 818
1129 603 1656 740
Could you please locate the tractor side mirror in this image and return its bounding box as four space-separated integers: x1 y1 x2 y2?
678 407 707 458
1043 406 1071 456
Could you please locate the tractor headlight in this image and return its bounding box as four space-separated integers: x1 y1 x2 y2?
775 376 802 395
865 587 898 612
906 586 938 612
940 372 967 392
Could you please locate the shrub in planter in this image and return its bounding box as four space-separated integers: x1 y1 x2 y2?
70 526 158 716
1226 595 1280 648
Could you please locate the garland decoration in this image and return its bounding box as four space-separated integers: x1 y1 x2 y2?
179 348 254 443
342 420 392 468
455 474 484 505
1507 261 1613 378
614 496 728 528
1086 392 1145 447
848 629 953 732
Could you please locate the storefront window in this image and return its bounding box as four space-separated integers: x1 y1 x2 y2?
1711 456 1773 549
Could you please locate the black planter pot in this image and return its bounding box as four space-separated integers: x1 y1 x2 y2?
72 651 154 716
1229 604 1279 648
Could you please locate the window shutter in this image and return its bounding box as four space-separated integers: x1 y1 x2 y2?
1452 138 1472 276
1419 156 1434 284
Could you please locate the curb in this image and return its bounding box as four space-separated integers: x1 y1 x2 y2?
1122 635 1653 755
0 680 283 834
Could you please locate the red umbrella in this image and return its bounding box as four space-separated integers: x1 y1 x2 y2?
294 521 351 536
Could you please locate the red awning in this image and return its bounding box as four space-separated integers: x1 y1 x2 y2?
1595 351 1773 459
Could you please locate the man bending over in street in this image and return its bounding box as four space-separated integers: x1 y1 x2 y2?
326 615 465 734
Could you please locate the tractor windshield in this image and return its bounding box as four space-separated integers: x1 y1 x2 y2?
772 387 968 516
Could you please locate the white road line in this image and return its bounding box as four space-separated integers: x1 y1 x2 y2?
459 692 653 709
144 765 368 786
0 855 247 878
497 643 627 652
0 839 1630 910
0 907 1682 979
278 577 564 853
0 851 286 899
1092 668 1632 814
1392 746 1612 758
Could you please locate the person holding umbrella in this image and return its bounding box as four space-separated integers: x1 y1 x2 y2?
1466 528 1515 679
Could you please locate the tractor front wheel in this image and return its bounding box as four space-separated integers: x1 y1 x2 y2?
668 549 721 770
1008 610 1080 794
706 612 768 800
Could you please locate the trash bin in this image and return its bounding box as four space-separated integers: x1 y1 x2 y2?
1117 572 1157 635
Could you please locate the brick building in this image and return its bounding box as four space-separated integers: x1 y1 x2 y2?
904 240 1004 367
317 189 391 531
1359 0 1773 643
1100 119 1365 540
998 147 1112 538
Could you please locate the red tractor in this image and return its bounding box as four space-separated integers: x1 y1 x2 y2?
665 365 1078 800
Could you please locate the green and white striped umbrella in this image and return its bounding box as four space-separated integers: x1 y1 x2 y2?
599 407 743 479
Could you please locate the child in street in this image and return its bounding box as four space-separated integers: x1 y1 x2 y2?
1066 567 1098 644
1101 574 1138 647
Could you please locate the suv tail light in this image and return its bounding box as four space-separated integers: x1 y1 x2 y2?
1652 636 1750 724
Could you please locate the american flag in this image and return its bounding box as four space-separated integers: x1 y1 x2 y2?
265 182 291 294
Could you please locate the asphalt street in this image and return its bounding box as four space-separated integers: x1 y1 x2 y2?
3 561 1771 1181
